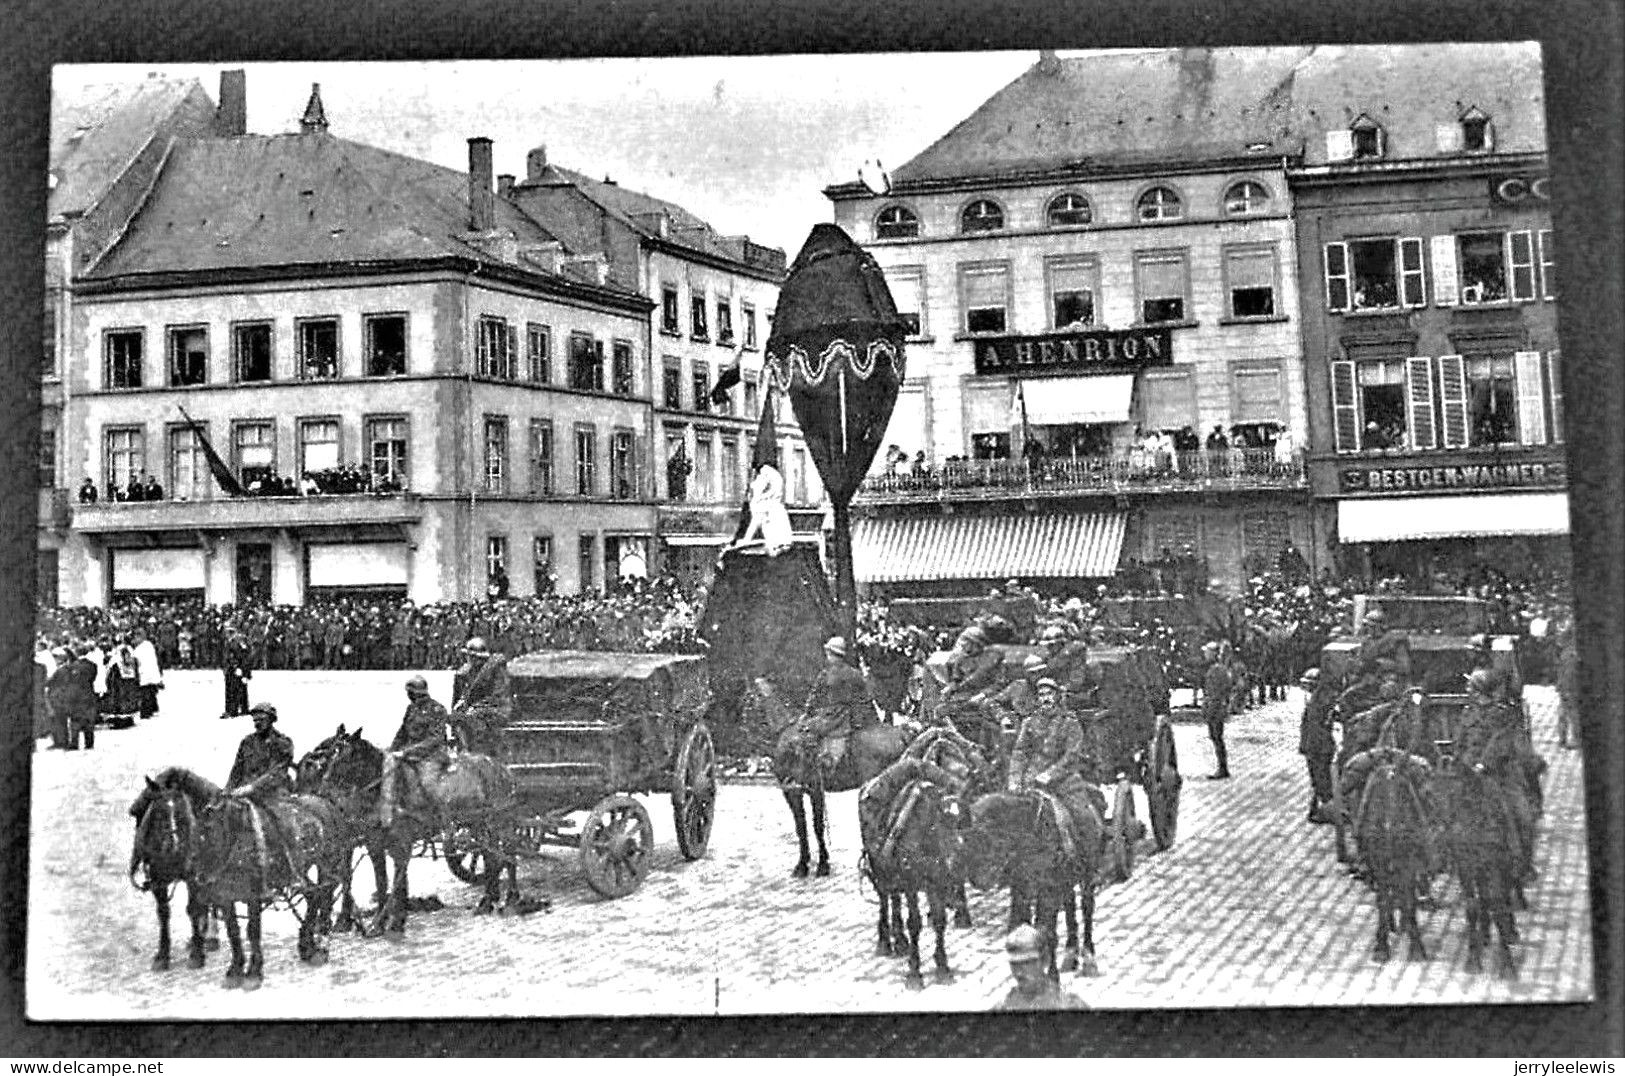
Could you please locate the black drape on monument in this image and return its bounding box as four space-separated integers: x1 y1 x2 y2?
764 224 908 641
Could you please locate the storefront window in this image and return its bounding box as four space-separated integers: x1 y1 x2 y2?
1466 353 1517 445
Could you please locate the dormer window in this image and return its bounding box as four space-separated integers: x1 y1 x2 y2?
1223 180 1271 216
960 199 1005 234
1136 186 1183 222
1461 107 1493 152
1351 114 1385 160
874 204 919 239
1046 192 1092 227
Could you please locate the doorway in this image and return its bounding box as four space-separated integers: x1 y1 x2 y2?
236 543 272 604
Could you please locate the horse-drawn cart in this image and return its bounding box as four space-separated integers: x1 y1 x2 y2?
446 650 718 899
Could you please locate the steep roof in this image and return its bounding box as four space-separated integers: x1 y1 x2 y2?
85 131 586 281
49 77 218 220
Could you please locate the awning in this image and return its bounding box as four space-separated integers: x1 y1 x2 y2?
854 512 1125 582
111 548 205 591
307 542 409 586
1023 374 1134 426
1337 492 1569 543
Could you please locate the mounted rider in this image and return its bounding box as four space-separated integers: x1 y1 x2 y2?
985 654 1048 733
379 675 454 826
1458 667 1544 811
1037 624 1095 704
1006 677 1104 859
226 703 295 801
934 624 1005 744
1466 633 1524 706
451 636 512 758
798 636 873 782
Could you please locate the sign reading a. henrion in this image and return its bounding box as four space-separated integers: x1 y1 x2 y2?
973 327 1174 377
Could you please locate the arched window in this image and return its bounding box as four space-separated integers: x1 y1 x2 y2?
1046 192 1092 227
874 204 919 240
1136 186 1183 222
960 199 1005 234
1223 180 1271 216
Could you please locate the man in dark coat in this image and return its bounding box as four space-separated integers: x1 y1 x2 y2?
800 636 873 778
226 703 295 800
380 675 454 825
1007 678 1100 849
47 644 99 751
1201 642 1234 779
451 636 512 757
221 629 254 719
1297 668 1337 823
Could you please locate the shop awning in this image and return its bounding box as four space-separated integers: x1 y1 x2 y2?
1023 374 1135 426
854 512 1125 582
1337 492 1569 543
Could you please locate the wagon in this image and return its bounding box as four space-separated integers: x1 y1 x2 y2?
445 650 718 899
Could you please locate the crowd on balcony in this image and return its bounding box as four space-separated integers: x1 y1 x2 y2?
81 475 164 503
80 467 409 503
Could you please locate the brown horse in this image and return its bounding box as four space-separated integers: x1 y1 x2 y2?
1341 745 1436 963
294 727 390 933
128 775 211 972
774 718 913 878
1437 755 1528 979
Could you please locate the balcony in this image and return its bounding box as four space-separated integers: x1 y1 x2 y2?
72 491 425 534
38 488 70 531
857 448 1308 505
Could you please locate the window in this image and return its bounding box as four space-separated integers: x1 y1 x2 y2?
610 428 636 500
533 535 554 594
39 426 57 488
364 314 407 376
1325 238 1426 312
105 329 144 389
742 303 758 349
568 333 603 391
299 418 341 478
167 326 208 386
483 415 509 493
1351 117 1385 160
233 322 273 383
661 285 681 335
575 424 597 496
961 200 1004 233
721 438 740 502
1140 369 1195 432
578 534 597 594
692 363 710 413
662 357 683 410
1048 256 1098 329
612 340 635 396
105 427 145 495
875 205 920 239
527 323 551 383
1136 186 1182 222
961 263 1009 334
163 425 203 500
1223 181 1270 216
743 375 759 418
665 430 689 501
42 309 56 378
886 266 925 336
1046 192 1092 227
1461 108 1493 152
477 316 517 379
297 318 339 380
694 434 714 500
1224 245 1277 319
367 416 409 490
1538 230 1556 300
716 300 734 344
529 419 555 496
1343 360 1407 451
1232 362 1284 424
1135 250 1189 324
1465 353 1519 446
690 292 709 340
486 536 509 593
233 422 275 489
1454 232 1506 304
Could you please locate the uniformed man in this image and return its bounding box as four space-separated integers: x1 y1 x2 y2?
1007 678 1100 847
1297 668 1337 823
380 675 454 825
1466 634 1524 706
46 643 99 751
1352 607 1410 683
1037 624 1095 703
800 636 873 780
451 636 512 757
986 654 1047 732
226 703 295 800
994 925 1087 1010
1459 668 1543 808
1201 642 1234 780
937 625 1004 712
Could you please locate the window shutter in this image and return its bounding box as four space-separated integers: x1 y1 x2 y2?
1537 229 1556 300
1437 354 1469 447
1400 238 1427 307
1508 231 1536 301
1324 242 1350 312
1404 356 1438 450
475 322 489 373
1325 130 1355 161
1434 123 1464 153
633 432 648 499
1514 350 1547 445
1330 360 1359 453
1481 122 1495 151
1545 349 1564 443
1430 236 1458 306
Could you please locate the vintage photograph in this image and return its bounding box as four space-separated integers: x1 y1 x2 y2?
27 47 1593 1020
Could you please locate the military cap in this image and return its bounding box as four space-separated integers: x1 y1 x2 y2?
1035 677 1061 692
1021 655 1049 678
1299 667 1321 685
248 702 278 722
462 637 490 656
823 635 848 658
1005 924 1044 963
405 675 429 693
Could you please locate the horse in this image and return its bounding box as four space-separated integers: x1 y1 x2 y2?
294 726 391 934
130 767 346 989
1340 745 1436 963
128 775 211 972
1436 755 1527 979
306 727 522 934
960 788 1105 980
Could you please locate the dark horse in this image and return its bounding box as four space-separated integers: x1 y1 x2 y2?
294 727 390 934
303 726 522 934
128 774 210 972
1437 755 1527 979
129 768 346 989
961 789 1105 980
1341 744 1436 963
770 708 912 879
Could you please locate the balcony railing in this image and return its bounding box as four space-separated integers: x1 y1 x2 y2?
72 490 424 533
858 448 1307 503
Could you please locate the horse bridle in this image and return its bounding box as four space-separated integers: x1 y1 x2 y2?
129 786 197 893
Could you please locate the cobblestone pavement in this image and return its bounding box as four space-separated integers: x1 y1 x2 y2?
25 671 1592 1018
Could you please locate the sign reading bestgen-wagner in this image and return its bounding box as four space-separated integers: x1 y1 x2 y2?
973 327 1174 376
1339 459 1567 495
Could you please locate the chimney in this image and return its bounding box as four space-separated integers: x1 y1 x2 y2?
216 69 247 136
497 174 515 199
468 137 495 232
1037 50 1061 74
526 145 548 183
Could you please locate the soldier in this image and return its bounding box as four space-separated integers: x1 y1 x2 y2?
1201 642 1234 780
935 625 1004 728
1037 624 1095 703
986 654 1047 732
220 629 254 719
226 703 295 801
1297 668 1337 823
799 636 873 780
1466 634 1524 706
1352 607 1410 683
380 676 454 825
993 926 1088 1010
1007 678 1101 845
1459 668 1544 812
451 636 512 757
47 643 99 751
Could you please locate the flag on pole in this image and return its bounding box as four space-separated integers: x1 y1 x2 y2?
751 383 780 470
710 348 744 406
177 405 245 497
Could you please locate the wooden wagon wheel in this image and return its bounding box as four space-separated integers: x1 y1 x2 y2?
1106 777 1139 883
579 794 654 899
443 839 488 885
671 722 718 860
1146 720 1182 851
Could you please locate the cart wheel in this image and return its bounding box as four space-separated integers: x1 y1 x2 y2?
444 840 487 885
1147 721 1181 851
671 722 718 860
579 794 654 899
1107 778 1138 883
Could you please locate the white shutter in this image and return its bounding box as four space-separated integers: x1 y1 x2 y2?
1434 123 1464 153
1437 354 1469 447
1324 242 1350 312
1538 229 1556 300
1331 360 1359 453
1405 356 1438 450
1430 235 1459 306
1326 130 1355 161
1508 231 1537 302
1545 349 1564 443
1400 238 1427 307
1514 350 1547 445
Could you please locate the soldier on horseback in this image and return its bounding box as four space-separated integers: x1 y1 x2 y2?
226 703 294 801
451 637 512 758
798 636 872 781
1037 624 1096 704
1459 668 1544 826
1007 678 1104 853
379 675 454 826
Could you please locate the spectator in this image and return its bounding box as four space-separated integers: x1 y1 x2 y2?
77 478 98 504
